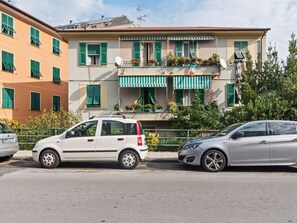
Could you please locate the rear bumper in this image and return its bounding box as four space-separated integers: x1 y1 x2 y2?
0 144 19 157
139 145 148 160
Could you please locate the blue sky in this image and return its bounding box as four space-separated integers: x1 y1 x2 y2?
11 0 297 60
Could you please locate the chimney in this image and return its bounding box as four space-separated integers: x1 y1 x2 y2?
101 15 104 19
69 20 73 24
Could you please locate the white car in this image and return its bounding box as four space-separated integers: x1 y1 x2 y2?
32 117 148 169
0 122 19 161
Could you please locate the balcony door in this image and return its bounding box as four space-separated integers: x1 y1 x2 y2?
141 88 156 107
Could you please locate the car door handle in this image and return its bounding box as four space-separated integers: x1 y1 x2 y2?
87 139 94 142
259 140 267 144
117 138 124 141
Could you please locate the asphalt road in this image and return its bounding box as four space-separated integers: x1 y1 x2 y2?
1 159 297 223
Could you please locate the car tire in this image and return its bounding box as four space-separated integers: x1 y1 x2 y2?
39 149 60 168
119 150 139 169
201 149 226 172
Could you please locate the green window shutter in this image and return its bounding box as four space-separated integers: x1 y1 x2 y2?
31 60 40 78
52 39 61 55
31 92 40 110
176 41 183 57
93 85 100 106
86 85 94 106
132 42 140 67
2 51 14 72
154 42 162 66
227 84 235 107
30 27 40 47
189 42 197 57
2 88 14 108
199 89 205 104
53 67 61 82
176 90 184 105
79 43 86 66
100 43 107 65
2 14 14 36
53 96 60 112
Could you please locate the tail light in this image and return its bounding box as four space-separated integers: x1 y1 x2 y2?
136 121 142 146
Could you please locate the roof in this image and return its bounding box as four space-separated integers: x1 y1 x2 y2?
56 15 135 30
58 26 270 33
0 0 57 32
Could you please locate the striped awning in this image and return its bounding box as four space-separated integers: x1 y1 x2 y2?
120 36 167 41
169 36 214 41
173 76 211 89
119 76 167 88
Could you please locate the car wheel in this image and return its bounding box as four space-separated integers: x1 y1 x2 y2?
39 149 60 168
201 150 226 172
119 150 139 169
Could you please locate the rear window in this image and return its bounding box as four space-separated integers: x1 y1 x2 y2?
270 122 297 135
0 123 14 134
126 123 137 135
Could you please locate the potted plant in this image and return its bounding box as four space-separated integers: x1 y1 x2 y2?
209 53 220 65
132 103 142 111
148 58 156 64
144 103 152 111
131 59 140 66
155 104 164 111
114 103 120 111
177 57 185 66
184 57 190 65
125 104 133 111
167 101 177 112
167 52 174 66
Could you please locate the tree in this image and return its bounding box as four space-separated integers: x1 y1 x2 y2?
171 91 221 130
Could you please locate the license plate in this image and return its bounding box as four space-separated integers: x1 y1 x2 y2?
2 138 14 144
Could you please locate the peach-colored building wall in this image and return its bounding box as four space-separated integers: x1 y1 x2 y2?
0 2 68 123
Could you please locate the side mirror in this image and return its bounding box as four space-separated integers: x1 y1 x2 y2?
65 130 75 138
231 131 244 139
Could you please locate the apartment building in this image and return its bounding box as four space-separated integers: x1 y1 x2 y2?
59 26 269 128
0 0 68 123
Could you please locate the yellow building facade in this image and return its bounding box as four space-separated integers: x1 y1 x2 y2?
0 1 68 123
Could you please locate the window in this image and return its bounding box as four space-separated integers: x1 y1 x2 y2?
2 13 15 37
53 38 61 55
86 85 100 107
270 122 297 135
53 95 60 112
53 67 61 83
2 88 14 108
30 27 40 47
79 42 107 66
31 92 40 110
126 123 137 135
237 122 267 137
70 121 98 137
234 41 248 61
31 60 41 79
101 120 124 136
227 83 235 107
2 51 15 73
0 123 13 134
176 41 197 57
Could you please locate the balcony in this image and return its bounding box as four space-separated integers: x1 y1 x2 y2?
117 60 220 76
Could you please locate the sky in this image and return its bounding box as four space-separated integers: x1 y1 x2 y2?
11 0 297 61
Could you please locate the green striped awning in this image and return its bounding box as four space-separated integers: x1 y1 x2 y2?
120 36 167 41
119 76 167 88
173 76 211 89
169 36 214 41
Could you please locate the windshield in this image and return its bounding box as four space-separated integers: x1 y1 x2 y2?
214 123 243 136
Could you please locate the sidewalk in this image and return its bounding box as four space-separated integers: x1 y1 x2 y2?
13 150 178 161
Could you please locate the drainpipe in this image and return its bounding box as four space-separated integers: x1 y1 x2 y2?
260 29 268 68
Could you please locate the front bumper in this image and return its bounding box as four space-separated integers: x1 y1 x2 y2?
177 149 202 166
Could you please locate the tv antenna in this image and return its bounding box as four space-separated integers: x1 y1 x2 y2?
136 5 149 26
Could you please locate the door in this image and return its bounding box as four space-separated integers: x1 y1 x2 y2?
96 120 126 159
62 120 98 160
269 122 297 163
229 122 270 164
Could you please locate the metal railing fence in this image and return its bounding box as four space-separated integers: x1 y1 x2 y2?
15 128 218 151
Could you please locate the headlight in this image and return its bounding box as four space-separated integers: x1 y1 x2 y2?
183 142 202 150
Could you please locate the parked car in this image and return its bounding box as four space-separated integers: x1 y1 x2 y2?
0 122 19 161
32 117 148 169
178 120 297 172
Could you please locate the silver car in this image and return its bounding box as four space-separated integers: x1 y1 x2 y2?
178 120 297 172
0 122 19 161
